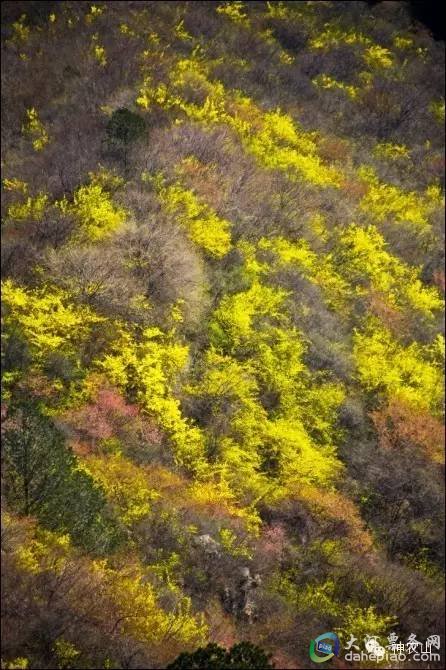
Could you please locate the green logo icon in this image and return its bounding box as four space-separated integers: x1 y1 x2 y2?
309 632 340 663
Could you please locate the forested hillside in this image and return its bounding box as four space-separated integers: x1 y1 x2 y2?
1 2 444 669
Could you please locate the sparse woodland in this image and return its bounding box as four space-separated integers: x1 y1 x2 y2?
1 2 444 669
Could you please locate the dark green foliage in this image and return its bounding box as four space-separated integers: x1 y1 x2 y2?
167 642 274 669
106 108 146 146
2 403 122 553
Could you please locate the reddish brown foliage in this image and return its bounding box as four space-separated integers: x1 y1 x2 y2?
256 523 288 569
425 154 445 180
179 159 229 212
371 398 445 463
340 177 369 201
271 650 302 669
204 599 237 650
368 290 408 334
432 269 445 293
318 136 350 163
62 379 163 456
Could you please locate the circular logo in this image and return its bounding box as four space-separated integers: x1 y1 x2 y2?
309 632 341 663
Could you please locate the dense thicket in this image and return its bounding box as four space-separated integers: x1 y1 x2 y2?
1 2 444 669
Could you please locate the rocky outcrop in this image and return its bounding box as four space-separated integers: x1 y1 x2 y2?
222 566 262 623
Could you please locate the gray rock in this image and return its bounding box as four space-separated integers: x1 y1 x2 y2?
193 534 221 557
221 567 262 623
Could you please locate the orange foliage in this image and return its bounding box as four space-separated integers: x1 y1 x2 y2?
204 599 238 649
179 159 229 212
256 523 288 569
12 374 64 404
70 440 92 457
293 484 374 553
432 269 445 294
271 650 303 669
144 465 251 531
371 398 445 463
368 290 407 334
340 177 368 201
144 465 187 503
318 136 350 163
226 98 264 132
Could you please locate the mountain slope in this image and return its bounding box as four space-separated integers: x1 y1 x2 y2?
1 2 444 668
